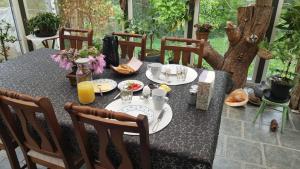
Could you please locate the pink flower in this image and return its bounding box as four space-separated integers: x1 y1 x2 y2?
88 54 106 75
65 62 73 70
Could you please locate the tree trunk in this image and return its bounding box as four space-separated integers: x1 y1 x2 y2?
202 0 273 90
290 60 300 111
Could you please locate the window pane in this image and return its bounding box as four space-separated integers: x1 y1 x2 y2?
58 0 124 40
0 0 22 60
266 0 297 77
24 0 52 19
132 0 186 50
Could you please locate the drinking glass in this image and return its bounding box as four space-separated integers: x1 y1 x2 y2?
176 66 187 81
120 88 133 103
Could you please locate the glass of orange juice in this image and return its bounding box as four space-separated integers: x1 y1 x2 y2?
75 58 95 104
77 81 95 104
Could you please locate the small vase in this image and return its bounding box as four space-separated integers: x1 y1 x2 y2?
66 65 78 86
196 31 209 41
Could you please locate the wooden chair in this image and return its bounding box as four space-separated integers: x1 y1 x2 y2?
0 122 26 169
160 37 205 67
0 89 84 169
64 102 150 169
112 32 147 60
43 27 93 50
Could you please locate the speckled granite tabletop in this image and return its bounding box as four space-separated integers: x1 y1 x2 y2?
0 48 229 169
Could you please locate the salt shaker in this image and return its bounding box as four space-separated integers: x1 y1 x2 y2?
141 86 151 99
187 85 198 105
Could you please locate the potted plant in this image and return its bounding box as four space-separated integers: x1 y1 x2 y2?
268 0 300 101
27 12 60 37
194 23 213 41
0 20 17 61
50 47 106 86
268 40 298 101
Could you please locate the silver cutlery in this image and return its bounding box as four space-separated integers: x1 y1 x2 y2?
152 108 166 131
113 92 121 100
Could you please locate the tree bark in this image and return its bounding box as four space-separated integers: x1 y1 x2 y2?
202 0 273 90
290 60 300 111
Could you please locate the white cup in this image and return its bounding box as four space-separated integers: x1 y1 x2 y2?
152 88 168 110
148 63 162 79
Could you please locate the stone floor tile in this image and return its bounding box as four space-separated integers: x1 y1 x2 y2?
0 151 5 162
264 144 298 169
0 158 14 169
227 105 258 122
279 129 300 150
255 109 294 129
290 113 300 131
212 156 242 169
215 134 225 157
219 118 242 137
244 163 266 169
226 137 263 165
244 122 278 145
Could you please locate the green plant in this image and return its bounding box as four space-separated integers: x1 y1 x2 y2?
150 0 190 32
269 1 300 84
27 12 60 35
0 20 17 61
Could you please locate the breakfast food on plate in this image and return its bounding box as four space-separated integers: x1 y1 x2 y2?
93 82 112 93
113 64 135 74
126 82 142 91
225 88 248 107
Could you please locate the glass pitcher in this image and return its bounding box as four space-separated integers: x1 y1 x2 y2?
75 58 95 104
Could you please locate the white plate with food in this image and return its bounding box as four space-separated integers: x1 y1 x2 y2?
118 80 144 92
92 79 117 93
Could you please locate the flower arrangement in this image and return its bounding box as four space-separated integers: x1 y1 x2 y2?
51 47 106 75
194 23 213 32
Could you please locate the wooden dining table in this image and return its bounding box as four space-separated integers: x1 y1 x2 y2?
0 48 229 169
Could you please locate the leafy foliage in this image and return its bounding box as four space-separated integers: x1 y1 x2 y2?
150 0 189 31
0 20 17 61
270 1 300 80
27 12 60 34
59 0 123 39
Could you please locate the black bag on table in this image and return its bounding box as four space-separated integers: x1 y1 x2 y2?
102 35 119 67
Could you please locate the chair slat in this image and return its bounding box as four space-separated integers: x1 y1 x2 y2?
94 126 114 169
59 27 93 50
110 129 133 169
160 37 205 67
0 89 83 169
65 102 150 169
112 32 147 61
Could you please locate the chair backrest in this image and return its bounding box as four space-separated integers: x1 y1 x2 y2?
59 27 93 50
112 32 147 60
160 37 205 67
0 88 72 168
64 102 150 169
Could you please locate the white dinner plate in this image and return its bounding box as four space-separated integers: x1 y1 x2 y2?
105 96 173 135
92 79 117 93
146 64 198 86
118 80 144 92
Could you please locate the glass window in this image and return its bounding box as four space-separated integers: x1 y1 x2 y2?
24 0 53 19
132 0 187 50
0 0 22 60
58 0 124 40
266 0 297 77
198 0 256 78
